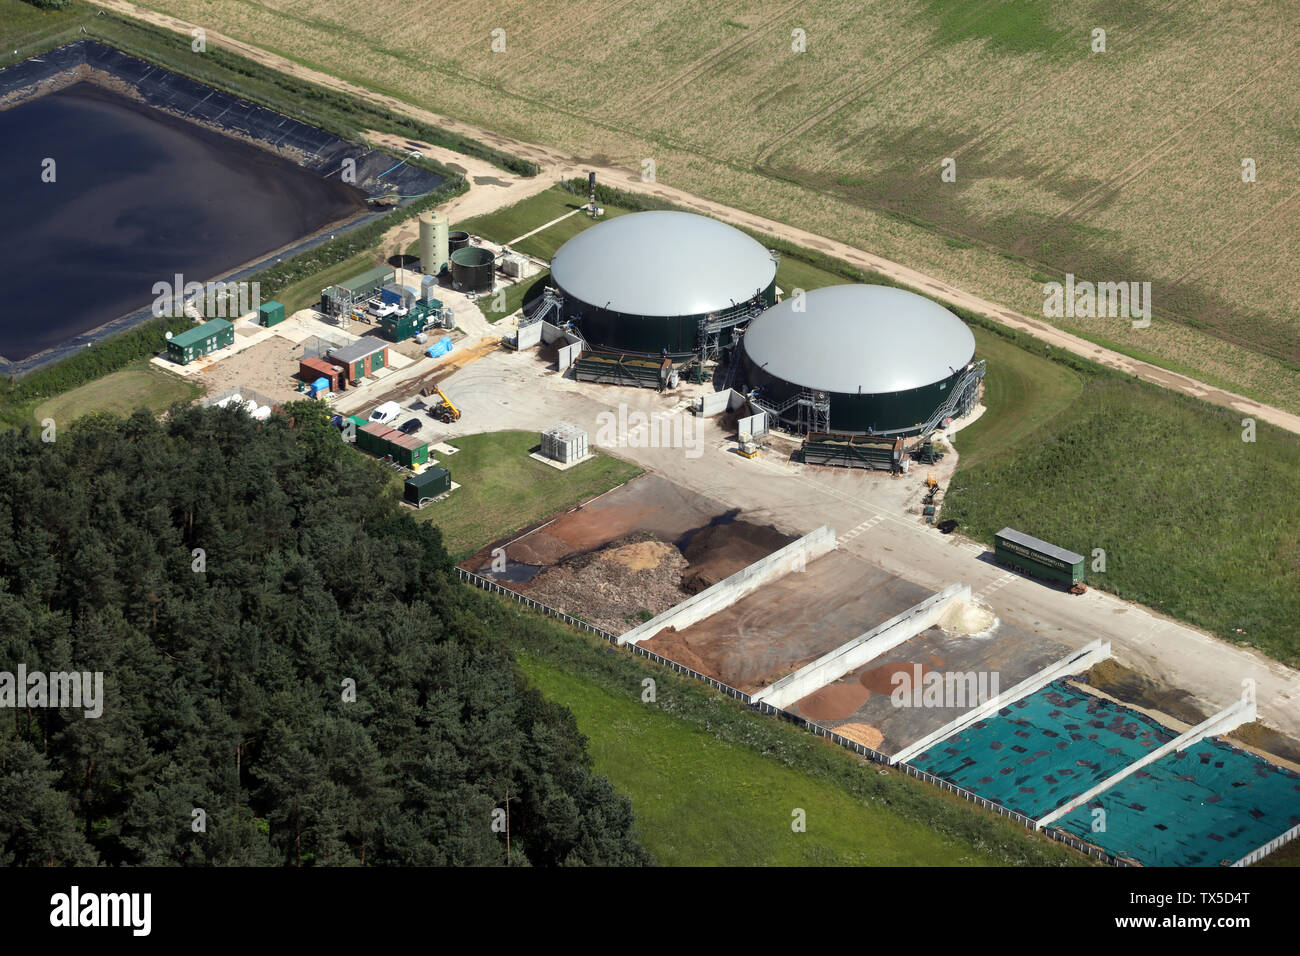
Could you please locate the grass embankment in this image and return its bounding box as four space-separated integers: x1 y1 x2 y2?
944 372 1300 666
519 656 996 865
0 0 90 55
414 431 642 559
451 188 633 260
274 253 374 317
477 273 550 324
954 328 1085 470
32 360 201 425
482 600 1083 867
438 183 853 321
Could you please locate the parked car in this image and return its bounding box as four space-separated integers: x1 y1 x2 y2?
398 418 421 435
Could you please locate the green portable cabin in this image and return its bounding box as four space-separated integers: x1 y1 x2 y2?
258 301 286 327
336 415 368 443
387 434 429 468
404 467 450 506
167 319 234 365
356 422 395 457
994 527 1085 586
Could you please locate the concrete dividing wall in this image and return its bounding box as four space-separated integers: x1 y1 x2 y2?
1035 694 1258 830
749 583 969 711
890 638 1113 766
738 411 768 441
618 526 837 646
541 321 567 345
515 321 542 350
557 342 581 371
699 390 733 416
698 389 748 416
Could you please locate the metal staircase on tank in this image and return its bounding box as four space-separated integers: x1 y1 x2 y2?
871 359 987 442
695 301 766 364
521 288 563 328
749 387 831 435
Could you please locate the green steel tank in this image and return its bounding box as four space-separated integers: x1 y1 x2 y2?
549 211 777 358
741 285 977 436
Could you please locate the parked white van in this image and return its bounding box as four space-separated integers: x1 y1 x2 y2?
368 401 402 425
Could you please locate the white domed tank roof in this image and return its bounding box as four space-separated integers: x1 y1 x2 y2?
743 285 976 394
550 211 777 317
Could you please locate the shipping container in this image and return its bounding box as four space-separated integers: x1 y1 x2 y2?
299 356 343 391
356 422 390 456
404 467 451 506
391 435 430 467
259 301 286 327
993 527 1085 586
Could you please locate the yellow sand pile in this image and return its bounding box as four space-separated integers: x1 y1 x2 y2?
605 539 678 572
833 723 885 749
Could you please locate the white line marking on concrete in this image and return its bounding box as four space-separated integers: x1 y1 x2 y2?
839 514 884 542
975 571 1016 601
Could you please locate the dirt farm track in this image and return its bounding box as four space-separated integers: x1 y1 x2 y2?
78 0 1300 434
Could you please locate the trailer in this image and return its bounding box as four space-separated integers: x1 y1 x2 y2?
993 527 1085 587
572 350 677 389
802 432 903 471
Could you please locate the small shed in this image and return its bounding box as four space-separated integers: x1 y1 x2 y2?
328 338 389 384
259 301 286 327
299 355 344 391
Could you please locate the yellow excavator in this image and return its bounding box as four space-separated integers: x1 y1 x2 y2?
426 383 461 423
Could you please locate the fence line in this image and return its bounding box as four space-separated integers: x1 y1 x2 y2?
456 567 1271 869
1232 820 1300 867
457 567 619 641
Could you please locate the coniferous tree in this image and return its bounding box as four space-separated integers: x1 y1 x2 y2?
0 403 649 866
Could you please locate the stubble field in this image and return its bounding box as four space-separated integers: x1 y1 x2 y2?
128 0 1300 409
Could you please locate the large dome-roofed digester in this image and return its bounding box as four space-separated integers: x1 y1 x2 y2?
742 284 978 436
549 210 778 356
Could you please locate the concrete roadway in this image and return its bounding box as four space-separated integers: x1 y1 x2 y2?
426 347 1300 741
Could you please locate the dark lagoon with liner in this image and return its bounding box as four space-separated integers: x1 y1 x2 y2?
0 81 368 362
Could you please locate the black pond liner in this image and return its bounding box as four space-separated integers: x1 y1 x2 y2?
0 41 446 375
